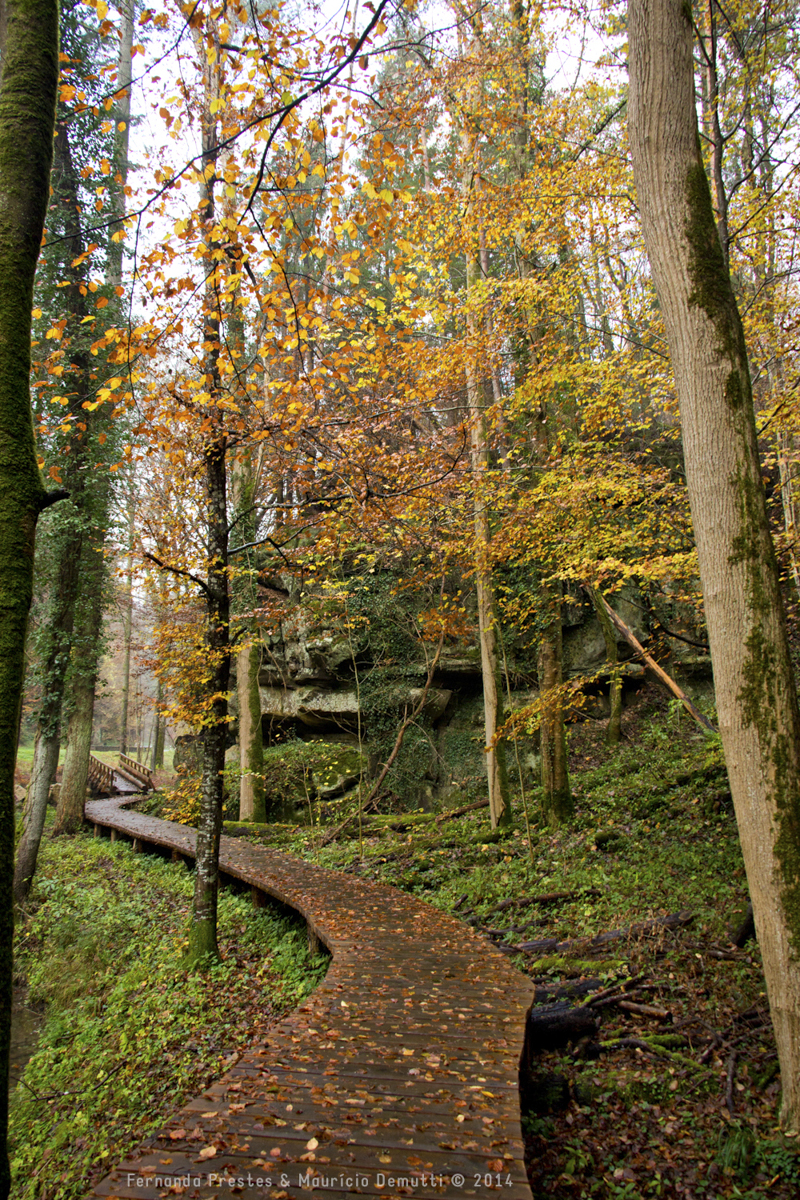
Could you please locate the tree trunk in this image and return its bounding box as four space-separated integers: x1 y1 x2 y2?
462 130 510 829
108 0 133 288
13 727 58 910
590 588 623 746
185 433 230 967
152 678 165 770
237 637 265 821
16 95 103 866
628 0 800 1132
538 584 572 824
53 525 107 835
0 1 59 1191
13 514 82 905
119 479 135 754
183 16 230 969
53 668 96 834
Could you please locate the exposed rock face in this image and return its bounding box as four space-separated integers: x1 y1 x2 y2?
257 684 453 731
563 592 648 676
180 581 706 816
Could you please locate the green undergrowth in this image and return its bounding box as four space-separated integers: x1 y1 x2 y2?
266 688 797 1198
10 834 328 1200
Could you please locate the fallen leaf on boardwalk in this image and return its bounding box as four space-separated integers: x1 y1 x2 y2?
306 1137 319 1149
487 1159 504 1172
168 1129 187 1140
270 1147 282 1157
196 1146 217 1161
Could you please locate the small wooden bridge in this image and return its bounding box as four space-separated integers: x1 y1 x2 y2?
84 796 534 1200
87 753 154 796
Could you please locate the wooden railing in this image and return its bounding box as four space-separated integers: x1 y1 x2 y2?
118 753 155 791
87 755 115 794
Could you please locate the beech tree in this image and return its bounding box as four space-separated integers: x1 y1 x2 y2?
0 0 59 1190
628 0 800 1130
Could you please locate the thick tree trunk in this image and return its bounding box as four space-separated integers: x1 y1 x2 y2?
15 96 100 875
629 0 800 1131
54 670 96 834
0 1 59 1192
538 585 572 824
237 637 265 821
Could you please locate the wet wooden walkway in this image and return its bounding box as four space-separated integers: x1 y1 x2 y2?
84 796 533 1200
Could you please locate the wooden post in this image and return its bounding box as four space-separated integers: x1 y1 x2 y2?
251 886 266 908
307 922 322 955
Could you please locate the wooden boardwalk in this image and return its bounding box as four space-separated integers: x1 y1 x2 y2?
84 797 534 1200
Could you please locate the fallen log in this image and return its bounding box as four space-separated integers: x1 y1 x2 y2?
516 910 694 956
599 1036 707 1072
586 975 646 1007
587 589 717 733
617 1000 672 1021
523 1002 599 1060
436 798 491 822
484 888 602 920
533 978 605 1004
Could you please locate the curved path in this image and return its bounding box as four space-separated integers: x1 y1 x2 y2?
85 797 534 1200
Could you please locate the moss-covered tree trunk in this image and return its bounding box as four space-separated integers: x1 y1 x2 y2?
0 1 59 1191
629 0 800 1131
14 99 101 883
538 584 573 824
13 728 59 910
53 541 106 835
13 534 80 905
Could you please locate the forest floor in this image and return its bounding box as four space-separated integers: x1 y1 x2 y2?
13 685 800 1199
213 686 800 1200
8 832 328 1200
